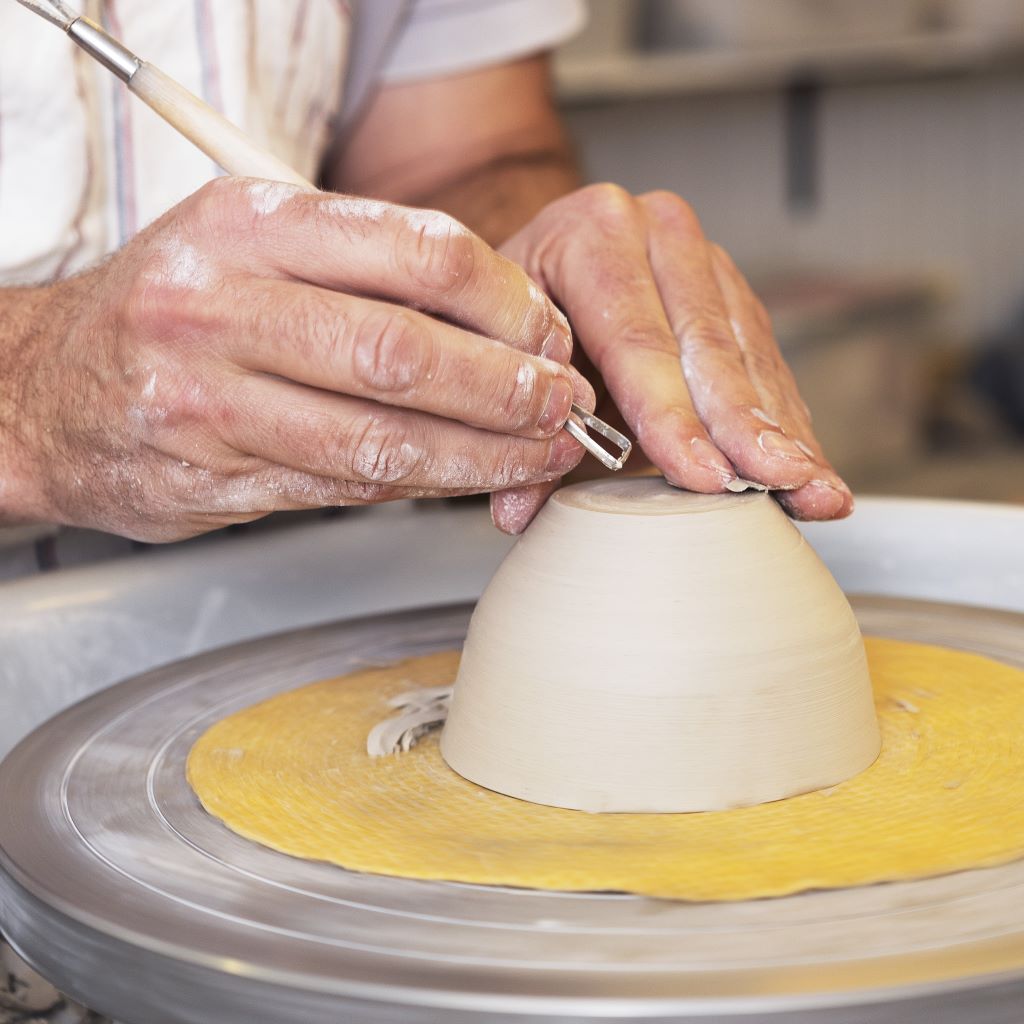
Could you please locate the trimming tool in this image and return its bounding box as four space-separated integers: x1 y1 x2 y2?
15 0 633 472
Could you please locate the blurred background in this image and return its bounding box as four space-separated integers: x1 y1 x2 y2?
557 0 1024 502
3 0 1023 579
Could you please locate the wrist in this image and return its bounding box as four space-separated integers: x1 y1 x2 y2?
0 285 59 526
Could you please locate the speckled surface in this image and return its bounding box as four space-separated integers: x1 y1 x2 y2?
1 943 109 1023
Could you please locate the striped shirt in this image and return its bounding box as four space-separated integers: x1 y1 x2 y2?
0 0 584 285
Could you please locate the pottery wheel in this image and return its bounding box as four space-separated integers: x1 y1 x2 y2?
3 598 1024 1024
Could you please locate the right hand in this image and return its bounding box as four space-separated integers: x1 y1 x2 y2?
6 177 594 541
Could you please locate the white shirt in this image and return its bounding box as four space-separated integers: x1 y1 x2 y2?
0 0 584 285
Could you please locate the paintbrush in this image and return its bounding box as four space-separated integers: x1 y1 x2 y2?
16 0 632 471
17 0 311 188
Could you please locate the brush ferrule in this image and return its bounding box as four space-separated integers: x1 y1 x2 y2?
67 17 140 82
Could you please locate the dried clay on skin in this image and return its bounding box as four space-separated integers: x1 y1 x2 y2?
152 240 213 291
244 179 302 217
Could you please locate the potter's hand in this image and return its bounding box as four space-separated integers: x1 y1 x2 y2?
492 185 852 533
1 177 594 541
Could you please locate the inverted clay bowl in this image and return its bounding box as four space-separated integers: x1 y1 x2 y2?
440 477 881 813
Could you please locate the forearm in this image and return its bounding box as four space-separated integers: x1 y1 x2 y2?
408 142 581 249
330 57 581 249
0 286 54 526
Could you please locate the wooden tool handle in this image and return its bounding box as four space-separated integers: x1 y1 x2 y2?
129 62 315 190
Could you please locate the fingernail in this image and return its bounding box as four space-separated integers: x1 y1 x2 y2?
541 311 573 363
539 374 574 434
800 479 851 518
690 437 737 482
546 431 582 473
795 439 816 459
751 407 781 429
813 476 846 494
820 472 854 507
491 487 542 535
758 430 811 462
567 365 596 408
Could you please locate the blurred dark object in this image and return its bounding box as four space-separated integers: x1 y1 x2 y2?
784 77 820 213
973 308 1024 437
638 0 950 52
756 273 943 480
558 0 1024 103
1 939 110 1022
920 347 1007 451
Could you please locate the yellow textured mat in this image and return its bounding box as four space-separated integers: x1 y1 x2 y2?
187 638 1024 901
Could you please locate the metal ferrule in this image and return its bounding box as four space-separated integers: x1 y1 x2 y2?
67 16 140 83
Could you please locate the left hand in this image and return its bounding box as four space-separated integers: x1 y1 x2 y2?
491 184 853 533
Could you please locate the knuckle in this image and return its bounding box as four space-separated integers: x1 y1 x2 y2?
401 210 476 296
121 273 175 338
579 182 637 228
197 175 238 200
247 288 329 374
495 436 536 487
338 480 395 504
572 372 598 413
617 318 679 357
656 405 704 439
159 373 217 433
285 416 341 476
351 311 430 392
494 358 540 429
188 175 247 228
516 272 564 355
673 313 736 356
301 194 372 246
349 417 423 483
292 292 337 363
745 347 778 381
238 178 302 220
122 257 214 346
642 189 698 229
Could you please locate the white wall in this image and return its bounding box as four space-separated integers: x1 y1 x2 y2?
564 69 1024 339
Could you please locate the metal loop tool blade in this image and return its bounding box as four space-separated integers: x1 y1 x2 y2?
564 404 632 471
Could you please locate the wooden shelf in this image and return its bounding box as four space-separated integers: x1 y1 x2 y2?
555 28 1024 103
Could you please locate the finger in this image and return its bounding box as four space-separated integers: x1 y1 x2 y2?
176 463 479 516
773 481 853 521
167 469 486 540
536 185 738 493
490 368 604 535
226 278 595 440
709 244 821 453
640 191 816 490
145 432 488 521
490 481 557 535
203 469 483 511
217 373 588 493
709 245 853 520
222 179 574 363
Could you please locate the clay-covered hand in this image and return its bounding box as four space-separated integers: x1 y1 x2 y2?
3 177 594 541
492 184 852 533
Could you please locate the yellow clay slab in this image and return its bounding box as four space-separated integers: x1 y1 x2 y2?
187 639 1024 901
